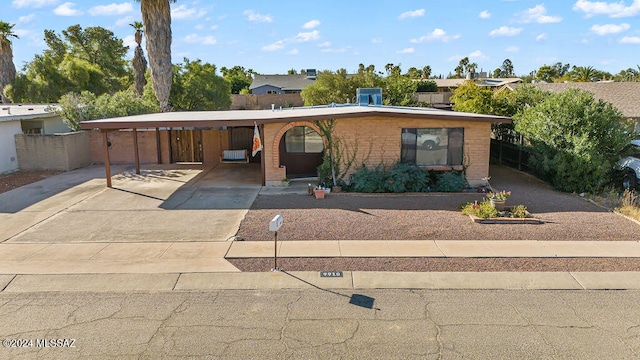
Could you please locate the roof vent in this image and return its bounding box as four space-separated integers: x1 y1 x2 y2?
356 88 383 106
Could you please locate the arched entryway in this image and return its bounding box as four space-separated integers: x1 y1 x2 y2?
278 126 324 178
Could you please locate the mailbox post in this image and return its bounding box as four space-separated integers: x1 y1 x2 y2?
269 215 283 271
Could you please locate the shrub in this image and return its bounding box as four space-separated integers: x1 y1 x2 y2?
434 171 468 192
384 162 430 192
350 165 387 193
348 162 431 193
461 200 499 218
514 88 634 193
510 205 529 218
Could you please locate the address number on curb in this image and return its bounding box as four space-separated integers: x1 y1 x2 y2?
320 271 343 278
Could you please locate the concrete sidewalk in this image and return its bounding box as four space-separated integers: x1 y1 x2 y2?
3 271 640 292
227 240 640 258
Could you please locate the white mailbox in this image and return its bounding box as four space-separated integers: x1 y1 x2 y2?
269 215 283 232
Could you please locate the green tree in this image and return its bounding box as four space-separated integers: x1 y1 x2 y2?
451 81 495 114
130 21 147 97
134 0 177 112
570 66 597 82
58 89 158 131
220 65 255 94
514 88 634 193
0 21 18 103
301 69 355 105
170 58 231 111
6 25 129 103
383 65 417 106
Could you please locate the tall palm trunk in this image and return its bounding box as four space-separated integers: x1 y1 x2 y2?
132 45 147 97
140 0 172 112
0 41 16 104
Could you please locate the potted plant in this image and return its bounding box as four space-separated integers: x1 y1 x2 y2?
486 190 510 210
314 185 326 199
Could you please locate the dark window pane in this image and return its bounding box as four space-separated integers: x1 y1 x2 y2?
285 127 304 152
304 127 324 153
401 128 464 166
448 128 464 165
401 128 417 164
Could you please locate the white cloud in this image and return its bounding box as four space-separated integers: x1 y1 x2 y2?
303 20 320 29
12 0 57 9
244 10 273 23
489 26 523 37
505 46 519 52
321 47 351 53
469 50 487 59
13 29 32 38
17 14 36 24
516 4 562 23
184 34 217 45
292 30 319 42
397 47 415 54
262 40 285 52
536 33 548 41
479 10 491 19
620 36 640 43
172 4 206 20
371 37 383 43
398 9 425 20
115 15 135 27
88 3 132 16
287 49 299 55
411 28 460 43
210 25 219 30
318 41 331 47
591 23 630 35
123 34 136 49
54 2 82 16
573 0 640 18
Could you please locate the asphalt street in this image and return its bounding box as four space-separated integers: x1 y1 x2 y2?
1 289 639 359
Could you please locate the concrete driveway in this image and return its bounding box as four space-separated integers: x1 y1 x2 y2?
1 164 262 244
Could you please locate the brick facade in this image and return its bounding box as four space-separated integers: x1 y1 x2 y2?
263 117 491 187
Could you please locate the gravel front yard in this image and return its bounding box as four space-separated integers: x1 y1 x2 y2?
233 165 640 272
236 166 640 242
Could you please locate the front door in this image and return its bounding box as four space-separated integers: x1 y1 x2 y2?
170 129 203 163
278 126 324 178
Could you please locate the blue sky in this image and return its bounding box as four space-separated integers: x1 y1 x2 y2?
6 0 640 77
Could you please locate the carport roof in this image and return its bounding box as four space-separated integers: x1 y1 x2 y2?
80 104 511 130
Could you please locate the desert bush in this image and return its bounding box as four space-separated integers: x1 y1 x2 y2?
461 200 499 218
434 171 468 192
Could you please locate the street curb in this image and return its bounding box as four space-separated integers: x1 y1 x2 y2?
4 271 640 292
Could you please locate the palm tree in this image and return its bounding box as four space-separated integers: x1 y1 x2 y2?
571 66 596 82
0 21 18 104
130 21 147 97
134 0 176 112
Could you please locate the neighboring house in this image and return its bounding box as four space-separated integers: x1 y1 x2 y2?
1 104 70 173
81 89 511 188
427 77 523 110
249 69 318 95
508 82 640 131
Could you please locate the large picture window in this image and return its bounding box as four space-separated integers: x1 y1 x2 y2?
401 128 464 166
284 126 324 153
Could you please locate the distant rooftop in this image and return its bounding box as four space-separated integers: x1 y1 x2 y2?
0 104 59 122
510 82 640 119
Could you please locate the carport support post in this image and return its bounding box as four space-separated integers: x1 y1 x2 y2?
133 128 140 174
102 130 112 188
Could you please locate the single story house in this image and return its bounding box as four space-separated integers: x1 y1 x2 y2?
0 104 72 173
80 92 511 188
507 82 640 131
249 69 317 94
